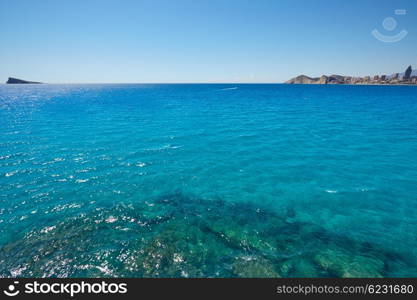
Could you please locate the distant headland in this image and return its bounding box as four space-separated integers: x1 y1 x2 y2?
6 77 42 84
285 66 417 85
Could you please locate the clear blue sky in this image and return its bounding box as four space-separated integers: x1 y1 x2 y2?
1 0 416 83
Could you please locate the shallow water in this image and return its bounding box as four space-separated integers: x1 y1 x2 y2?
1 84 416 277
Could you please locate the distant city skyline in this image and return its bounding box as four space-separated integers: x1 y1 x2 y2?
1 0 417 83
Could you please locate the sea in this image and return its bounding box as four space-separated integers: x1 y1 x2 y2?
0 83 416 277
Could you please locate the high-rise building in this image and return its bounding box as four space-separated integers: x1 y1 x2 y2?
404 66 412 80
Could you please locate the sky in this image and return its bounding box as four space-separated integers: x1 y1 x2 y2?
1 0 416 83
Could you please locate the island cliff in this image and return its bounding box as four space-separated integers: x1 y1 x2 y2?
6 77 42 84
285 66 417 85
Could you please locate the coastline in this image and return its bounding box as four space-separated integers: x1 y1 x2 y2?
2 82 417 86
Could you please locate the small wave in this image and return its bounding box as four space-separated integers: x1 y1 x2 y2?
173 253 184 263
143 144 182 152
10 266 27 277
356 187 375 192
40 226 56 234
105 216 118 223
75 179 89 183
49 203 81 213
95 265 114 276
5 170 18 177
42 157 65 165
325 190 338 194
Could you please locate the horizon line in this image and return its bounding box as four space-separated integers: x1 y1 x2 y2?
1 82 285 85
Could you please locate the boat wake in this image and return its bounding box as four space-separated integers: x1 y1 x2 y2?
219 87 238 91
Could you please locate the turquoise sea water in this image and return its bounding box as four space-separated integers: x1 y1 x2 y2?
1 84 417 277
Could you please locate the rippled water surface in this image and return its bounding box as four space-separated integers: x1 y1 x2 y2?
1 84 417 277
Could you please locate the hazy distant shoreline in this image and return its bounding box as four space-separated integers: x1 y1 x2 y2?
285 66 417 85
2 82 417 86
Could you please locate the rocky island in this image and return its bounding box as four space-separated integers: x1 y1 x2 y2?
285 65 417 85
6 77 42 84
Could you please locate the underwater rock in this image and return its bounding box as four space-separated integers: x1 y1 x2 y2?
203 217 277 255
279 258 319 278
313 248 384 278
0 192 408 277
293 259 320 277
125 221 232 277
232 256 281 278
